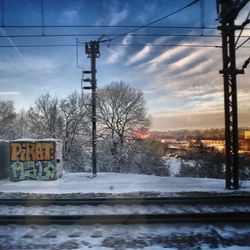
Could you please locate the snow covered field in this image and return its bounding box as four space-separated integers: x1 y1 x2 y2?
1 172 250 195
1 172 250 249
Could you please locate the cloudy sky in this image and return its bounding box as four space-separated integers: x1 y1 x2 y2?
0 0 249 131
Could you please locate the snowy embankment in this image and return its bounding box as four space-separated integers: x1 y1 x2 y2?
0 172 250 195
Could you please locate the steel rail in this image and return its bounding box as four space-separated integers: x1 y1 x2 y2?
0 212 250 225
0 195 250 206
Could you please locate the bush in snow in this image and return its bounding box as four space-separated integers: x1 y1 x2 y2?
239 157 250 180
0 100 16 139
97 139 169 176
178 147 225 179
63 139 91 172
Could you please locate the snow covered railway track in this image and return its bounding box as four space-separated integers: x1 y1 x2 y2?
0 195 250 206
1 212 250 225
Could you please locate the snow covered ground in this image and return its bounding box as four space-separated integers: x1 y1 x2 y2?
1 172 250 249
1 172 250 195
1 223 250 250
165 157 184 176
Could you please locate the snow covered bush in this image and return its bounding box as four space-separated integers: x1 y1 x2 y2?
0 100 16 139
63 140 91 172
239 157 250 180
178 147 225 179
97 139 169 176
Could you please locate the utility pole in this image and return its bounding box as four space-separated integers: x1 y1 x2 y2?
82 41 100 176
217 0 249 189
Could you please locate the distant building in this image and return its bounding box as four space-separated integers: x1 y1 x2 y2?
245 131 250 140
198 136 250 155
159 136 177 144
200 139 225 152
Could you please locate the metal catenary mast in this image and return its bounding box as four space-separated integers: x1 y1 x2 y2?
217 0 249 189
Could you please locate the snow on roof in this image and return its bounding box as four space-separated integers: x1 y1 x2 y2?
0 172 249 195
12 138 37 142
11 138 62 142
0 140 9 143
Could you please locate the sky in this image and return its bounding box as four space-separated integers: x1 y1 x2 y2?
0 0 249 131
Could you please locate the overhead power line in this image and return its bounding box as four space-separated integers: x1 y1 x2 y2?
0 24 249 30
105 0 200 43
110 43 220 48
0 33 238 38
235 11 250 46
0 43 248 49
236 36 250 50
0 43 225 48
0 24 219 29
242 57 250 70
0 33 249 39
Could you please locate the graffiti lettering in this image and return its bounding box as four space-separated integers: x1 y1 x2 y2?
10 161 56 181
9 140 62 181
10 142 54 161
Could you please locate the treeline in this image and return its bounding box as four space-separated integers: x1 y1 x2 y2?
176 145 250 181
0 81 168 175
161 128 249 140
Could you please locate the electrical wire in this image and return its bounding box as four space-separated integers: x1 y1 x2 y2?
110 43 220 48
0 43 248 49
236 36 250 50
0 33 228 38
0 24 249 30
0 24 219 29
235 11 250 46
0 33 249 39
105 0 200 43
0 43 224 48
242 57 250 70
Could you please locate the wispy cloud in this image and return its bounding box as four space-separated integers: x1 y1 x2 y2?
0 56 58 74
126 44 152 66
109 7 128 25
24 57 59 74
96 2 128 26
0 91 21 95
58 9 79 23
152 110 225 130
106 35 132 64
145 46 188 73
168 48 212 72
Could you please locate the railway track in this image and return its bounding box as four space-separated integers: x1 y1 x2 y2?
0 195 250 206
1 195 249 225
0 212 250 225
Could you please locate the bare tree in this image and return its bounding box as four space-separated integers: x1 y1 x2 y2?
95 81 158 174
97 81 150 148
13 109 29 138
60 92 90 163
27 93 63 138
0 100 16 139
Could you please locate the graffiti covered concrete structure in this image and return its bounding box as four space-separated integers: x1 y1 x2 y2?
0 140 10 179
10 139 63 181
